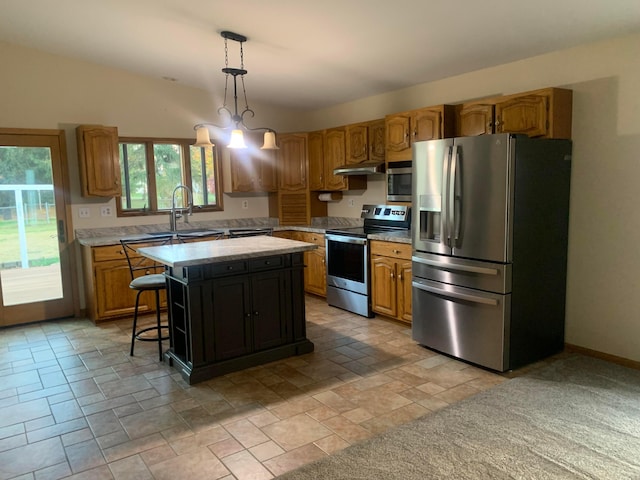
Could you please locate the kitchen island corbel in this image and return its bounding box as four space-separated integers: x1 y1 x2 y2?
138 236 316 384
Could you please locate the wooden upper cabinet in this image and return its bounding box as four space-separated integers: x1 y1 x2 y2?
496 94 548 137
277 133 308 191
368 119 386 163
346 118 385 165
76 125 121 197
346 123 368 165
308 130 325 191
386 105 455 162
413 108 443 142
456 88 572 139
229 132 277 193
385 114 411 155
324 128 348 191
457 104 495 137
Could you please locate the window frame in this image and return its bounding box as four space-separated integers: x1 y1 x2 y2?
116 136 224 217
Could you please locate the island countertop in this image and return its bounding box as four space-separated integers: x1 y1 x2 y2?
138 235 318 268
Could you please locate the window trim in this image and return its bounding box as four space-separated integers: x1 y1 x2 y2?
116 136 224 217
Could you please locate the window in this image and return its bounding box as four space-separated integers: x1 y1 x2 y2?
117 137 222 216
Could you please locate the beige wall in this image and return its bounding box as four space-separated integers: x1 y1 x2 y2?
2 32 639 363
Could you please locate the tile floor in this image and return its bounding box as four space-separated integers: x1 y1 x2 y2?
1 295 517 480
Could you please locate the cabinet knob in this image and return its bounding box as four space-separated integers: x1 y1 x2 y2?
254 311 259 316
393 249 400 254
227 266 233 271
390 271 395 279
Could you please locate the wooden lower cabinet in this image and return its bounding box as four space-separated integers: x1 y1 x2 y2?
287 231 326 297
370 241 412 324
298 232 326 297
82 243 166 323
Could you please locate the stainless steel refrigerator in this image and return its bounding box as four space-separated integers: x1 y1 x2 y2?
411 133 571 371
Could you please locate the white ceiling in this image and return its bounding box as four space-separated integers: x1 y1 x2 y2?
1 0 639 111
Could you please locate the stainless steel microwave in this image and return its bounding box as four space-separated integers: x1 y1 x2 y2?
387 160 412 202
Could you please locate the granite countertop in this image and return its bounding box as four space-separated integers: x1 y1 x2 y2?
138 236 317 268
75 218 411 246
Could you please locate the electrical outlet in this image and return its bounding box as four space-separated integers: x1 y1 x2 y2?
78 207 90 218
348 199 355 207
242 200 249 209
100 206 113 217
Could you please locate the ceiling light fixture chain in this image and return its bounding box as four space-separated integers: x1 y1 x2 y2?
193 30 278 150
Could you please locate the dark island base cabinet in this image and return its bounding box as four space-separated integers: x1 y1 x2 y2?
164 252 314 384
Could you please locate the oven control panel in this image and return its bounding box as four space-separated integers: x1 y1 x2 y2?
361 204 409 222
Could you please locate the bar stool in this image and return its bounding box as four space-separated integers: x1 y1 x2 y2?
120 235 174 361
228 227 273 238
175 230 225 243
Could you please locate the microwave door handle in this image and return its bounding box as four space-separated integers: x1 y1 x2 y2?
412 280 499 306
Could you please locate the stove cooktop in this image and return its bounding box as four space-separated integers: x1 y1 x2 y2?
326 204 411 238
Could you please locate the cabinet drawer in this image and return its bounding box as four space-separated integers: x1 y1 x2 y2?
297 232 325 247
92 244 128 262
370 241 411 260
249 255 284 271
211 261 248 277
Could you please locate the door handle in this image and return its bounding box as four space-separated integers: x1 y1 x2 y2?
412 280 498 306
57 220 66 243
412 255 499 276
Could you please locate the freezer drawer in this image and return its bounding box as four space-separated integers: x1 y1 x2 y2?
412 278 511 371
412 251 511 294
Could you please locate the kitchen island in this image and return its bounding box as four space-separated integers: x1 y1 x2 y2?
138 236 317 384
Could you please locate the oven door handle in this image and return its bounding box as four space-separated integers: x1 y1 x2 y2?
412 280 499 306
325 234 367 246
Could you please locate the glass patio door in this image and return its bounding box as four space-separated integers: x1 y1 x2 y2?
0 130 75 326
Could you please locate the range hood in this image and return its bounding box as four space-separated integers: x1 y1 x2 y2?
333 161 385 176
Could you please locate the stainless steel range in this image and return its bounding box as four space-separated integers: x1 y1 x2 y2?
325 204 411 317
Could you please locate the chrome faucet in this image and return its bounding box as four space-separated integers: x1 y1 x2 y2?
169 184 193 232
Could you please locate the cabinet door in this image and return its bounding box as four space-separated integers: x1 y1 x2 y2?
308 131 325 191
368 119 386 163
458 104 495 137
324 128 348 191
277 134 308 190
252 270 290 351
371 256 397 318
495 94 548 137
346 123 368 165
304 248 326 297
397 260 412 323
212 276 252 361
77 125 121 197
386 114 411 153
413 109 442 142
94 260 146 319
230 151 255 192
258 149 278 192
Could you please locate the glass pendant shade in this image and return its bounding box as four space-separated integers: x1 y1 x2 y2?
260 131 280 150
194 127 214 147
227 129 248 149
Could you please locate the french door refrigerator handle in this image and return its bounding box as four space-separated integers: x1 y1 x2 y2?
412 280 499 306
452 145 462 244
411 255 500 276
443 145 453 247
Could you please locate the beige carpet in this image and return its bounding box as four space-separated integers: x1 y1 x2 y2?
276 355 640 479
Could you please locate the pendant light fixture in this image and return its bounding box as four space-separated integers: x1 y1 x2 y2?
193 31 279 150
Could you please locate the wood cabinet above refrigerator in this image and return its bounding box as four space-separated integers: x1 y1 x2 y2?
456 87 572 139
